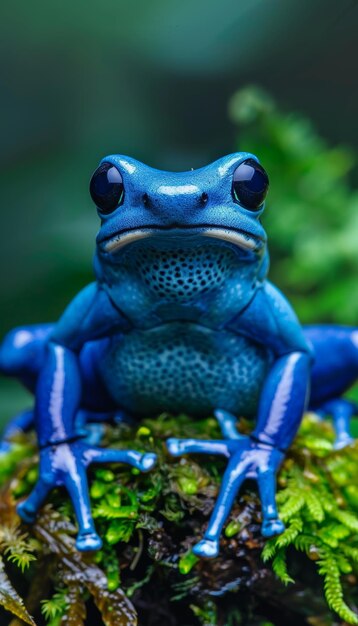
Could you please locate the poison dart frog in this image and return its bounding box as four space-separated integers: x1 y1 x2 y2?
1 153 357 556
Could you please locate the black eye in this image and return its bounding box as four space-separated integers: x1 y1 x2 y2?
232 159 269 210
89 163 124 214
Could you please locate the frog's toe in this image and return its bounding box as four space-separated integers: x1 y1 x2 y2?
166 438 183 456
193 538 219 559
138 452 157 472
17 501 37 524
261 518 285 538
333 435 353 450
76 531 103 552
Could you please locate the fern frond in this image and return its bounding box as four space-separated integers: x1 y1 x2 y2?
304 490 324 523
279 493 305 522
318 550 358 625
272 549 295 585
274 518 303 549
341 544 358 563
292 534 318 555
261 539 278 562
318 522 351 548
336 553 352 575
333 510 358 532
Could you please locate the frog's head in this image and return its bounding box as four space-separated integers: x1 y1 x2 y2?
92 153 269 304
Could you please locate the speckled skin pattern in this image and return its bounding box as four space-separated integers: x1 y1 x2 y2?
100 322 269 417
0 153 357 557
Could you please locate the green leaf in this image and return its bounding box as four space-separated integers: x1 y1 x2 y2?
177 477 198 495
225 519 242 538
105 520 135 544
178 550 199 575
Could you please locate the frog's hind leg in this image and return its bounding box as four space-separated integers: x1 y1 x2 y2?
75 408 135 446
166 408 243 457
0 324 53 387
314 398 356 449
0 324 53 450
0 409 34 452
0 329 133 449
306 325 358 449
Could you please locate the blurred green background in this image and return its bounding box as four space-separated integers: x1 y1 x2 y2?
1 0 358 424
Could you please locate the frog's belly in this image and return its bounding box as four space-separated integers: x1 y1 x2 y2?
99 323 270 417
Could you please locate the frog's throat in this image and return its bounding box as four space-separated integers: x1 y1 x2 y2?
103 227 263 255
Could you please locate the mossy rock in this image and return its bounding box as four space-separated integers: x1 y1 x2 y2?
0 413 357 626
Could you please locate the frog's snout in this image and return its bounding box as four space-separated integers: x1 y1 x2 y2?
140 183 209 215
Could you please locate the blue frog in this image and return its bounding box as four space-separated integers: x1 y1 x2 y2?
0 153 357 557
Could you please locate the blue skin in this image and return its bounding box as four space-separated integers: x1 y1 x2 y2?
0 153 357 557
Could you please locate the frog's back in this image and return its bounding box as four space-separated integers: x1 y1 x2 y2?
99 322 270 417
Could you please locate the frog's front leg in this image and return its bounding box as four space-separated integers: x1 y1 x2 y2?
168 352 309 557
17 341 156 550
167 409 284 558
15 284 157 551
168 284 312 558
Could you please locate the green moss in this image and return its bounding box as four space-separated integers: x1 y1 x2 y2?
262 414 358 625
0 413 357 625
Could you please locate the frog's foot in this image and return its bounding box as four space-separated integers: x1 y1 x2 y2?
83 447 157 472
261 517 285 537
76 531 103 551
192 538 219 559
17 500 38 524
316 398 356 450
166 438 233 458
17 474 104 552
167 409 243 459
17 441 157 551
167 435 284 558
333 434 354 450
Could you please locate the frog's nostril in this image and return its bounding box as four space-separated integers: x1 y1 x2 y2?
201 192 208 204
142 193 149 205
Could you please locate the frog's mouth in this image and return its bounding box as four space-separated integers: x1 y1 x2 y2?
101 226 264 255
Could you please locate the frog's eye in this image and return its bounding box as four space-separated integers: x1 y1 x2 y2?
232 159 269 210
89 163 124 214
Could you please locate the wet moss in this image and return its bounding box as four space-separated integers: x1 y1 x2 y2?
0 413 357 625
